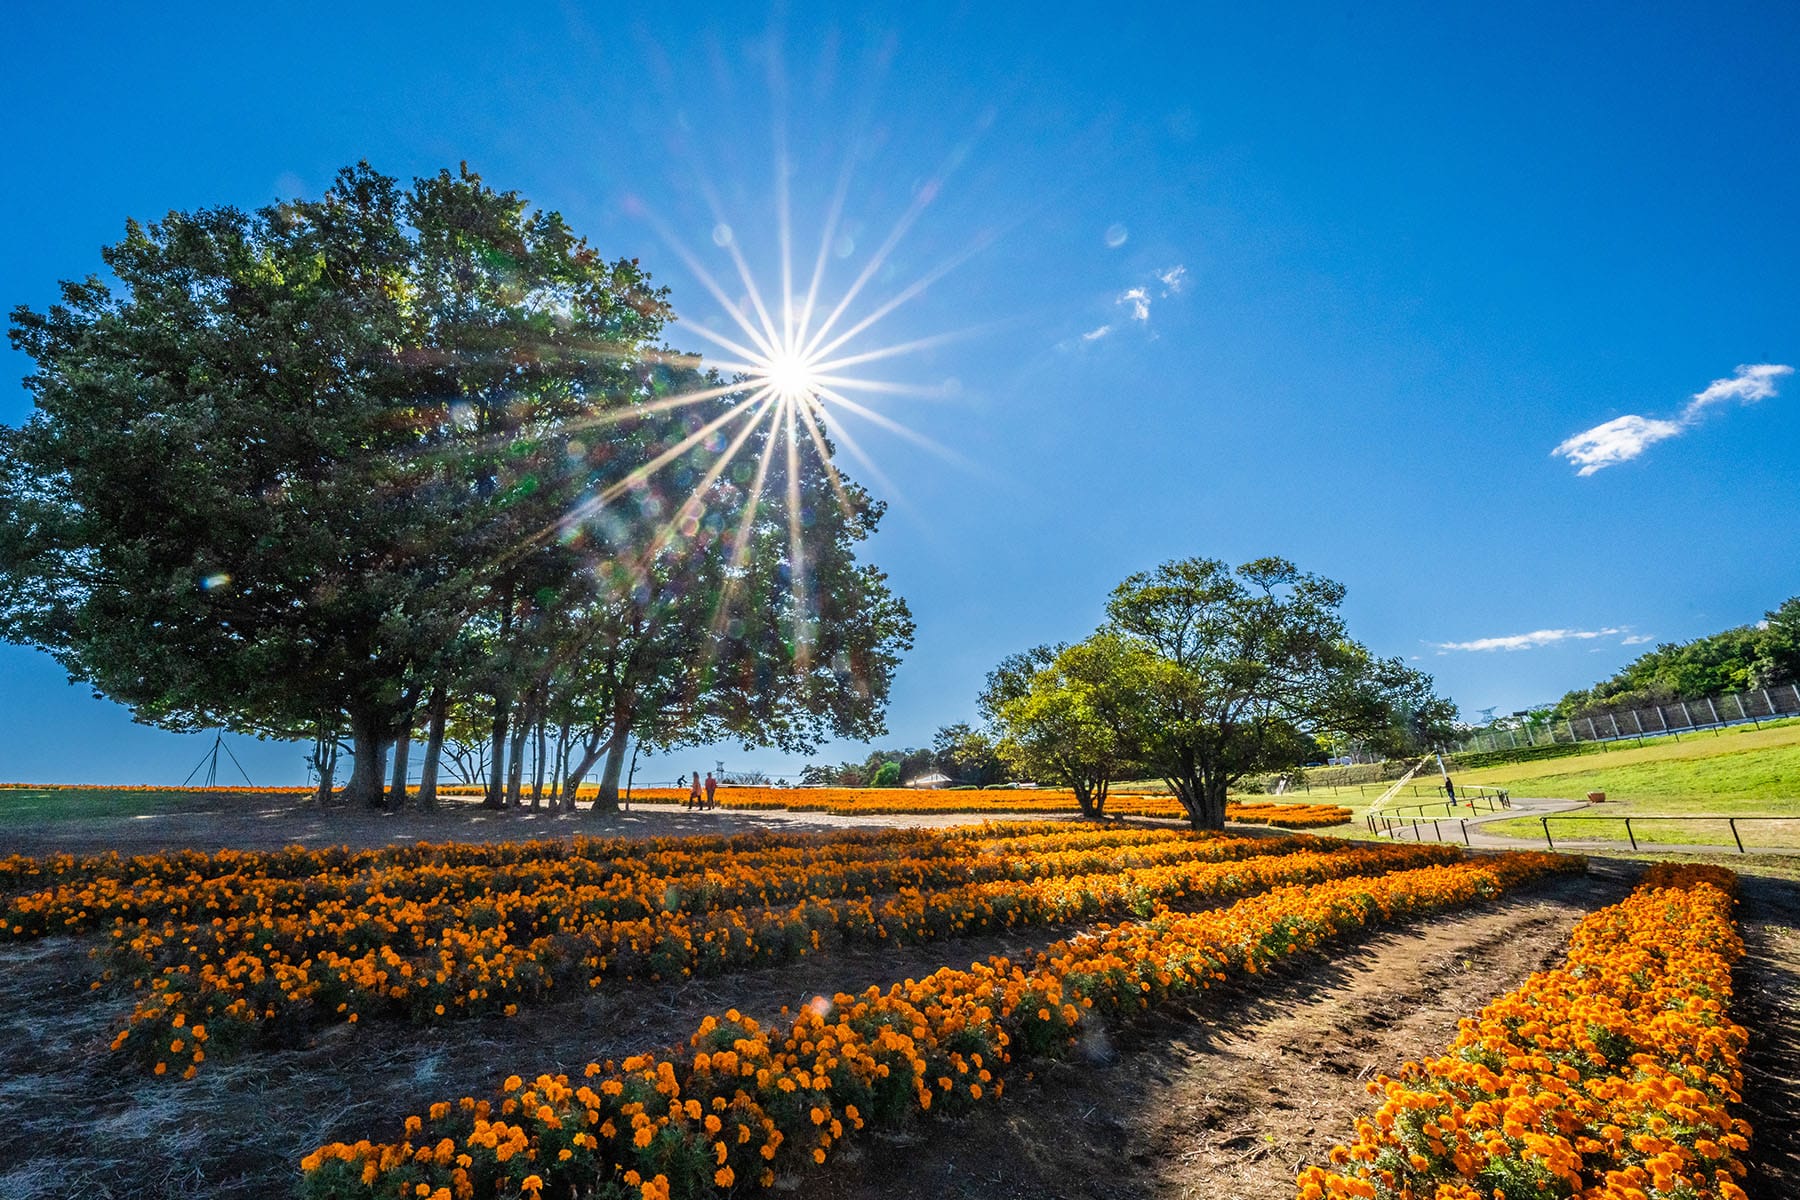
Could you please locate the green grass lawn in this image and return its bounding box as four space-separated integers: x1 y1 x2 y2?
0 786 250 827
1458 720 1800 847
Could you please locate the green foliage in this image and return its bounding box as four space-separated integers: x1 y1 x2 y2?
989 633 1149 816
870 761 902 787
1553 596 1799 718
930 722 1005 786
0 162 913 808
982 557 1455 830
1100 557 1449 829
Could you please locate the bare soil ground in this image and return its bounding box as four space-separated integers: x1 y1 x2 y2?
0 798 1092 858
803 868 1630 1200
7 817 1797 1200
0 907 1140 1200
1734 869 1800 1199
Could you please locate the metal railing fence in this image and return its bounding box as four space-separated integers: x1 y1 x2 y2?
1454 683 1800 755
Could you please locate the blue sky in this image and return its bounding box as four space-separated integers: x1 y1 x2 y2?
3 2 1796 785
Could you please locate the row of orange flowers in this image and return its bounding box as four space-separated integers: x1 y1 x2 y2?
2 820 1236 925
0 821 1043 895
106 835 1462 1079
299 850 1580 1199
1296 862 1750 1200
10 820 1339 942
625 786 1354 829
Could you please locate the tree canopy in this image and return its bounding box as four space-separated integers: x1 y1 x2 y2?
1551 595 1799 719
1 162 912 808
983 556 1454 829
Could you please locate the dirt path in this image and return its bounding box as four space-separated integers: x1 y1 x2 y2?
1 799 1101 857
805 868 1627 1200
1735 871 1800 1199
0 913 1128 1200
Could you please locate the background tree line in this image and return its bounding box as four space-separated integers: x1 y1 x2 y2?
0 163 913 811
1550 596 1800 720
797 722 1007 788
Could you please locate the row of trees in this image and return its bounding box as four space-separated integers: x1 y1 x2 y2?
979 557 1457 827
1551 596 1800 719
797 722 1007 788
0 163 913 811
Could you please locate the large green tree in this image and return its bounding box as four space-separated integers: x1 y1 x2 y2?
1 162 912 807
1101 557 1448 830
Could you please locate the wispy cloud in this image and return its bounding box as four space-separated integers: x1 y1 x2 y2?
1063 264 1188 349
1553 362 1793 476
1689 362 1791 412
1434 627 1627 653
1620 633 1654 645
1552 415 1685 476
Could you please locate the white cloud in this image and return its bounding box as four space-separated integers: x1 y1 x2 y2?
1553 362 1792 476
1118 287 1150 321
1434 627 1627 653
1157 265 1188 294
1620 633 1654 645
1552 415 1685 476
1687 362 1792 414
1081 324 1113 342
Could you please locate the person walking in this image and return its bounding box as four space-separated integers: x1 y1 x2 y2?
1443 775 1457 805
687 771 703 810
704 771 718 810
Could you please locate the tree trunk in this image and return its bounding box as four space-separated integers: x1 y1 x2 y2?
417 687 447 810
484 692 510 810
506 697 530 808
388 718 412 808
344 707 389 809
310 724 339 805
1174 773 1228 830
529 710 548 809
1201 776 1229 829
551 720 572 809
593 712 631 812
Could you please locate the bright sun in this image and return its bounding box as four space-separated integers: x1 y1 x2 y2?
756 347 823 403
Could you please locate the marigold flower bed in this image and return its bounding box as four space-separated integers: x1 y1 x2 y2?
298 850 1579 1200
628 786 1353 828
1296 862 1750 1200
92 832 1461 1078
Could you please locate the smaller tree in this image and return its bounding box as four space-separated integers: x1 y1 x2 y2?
1104 556 1448 830
990 634 1147 818
870 761 902 787
931 722 1006 786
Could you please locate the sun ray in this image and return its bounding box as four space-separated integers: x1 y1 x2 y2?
794 139 861 355
629 198 779 360
807 374 958 399
795 393 859 522
812 384 974 470
633 390 779 570
781 396 813 670
798 392 905 508
708 396 783 642
805 227 997 363
540 386 772 551
808 326 988 375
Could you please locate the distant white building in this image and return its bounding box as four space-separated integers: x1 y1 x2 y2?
905 771 954 789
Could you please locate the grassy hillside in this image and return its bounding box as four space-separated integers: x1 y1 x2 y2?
1460 721 1800 847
